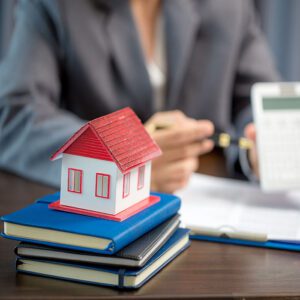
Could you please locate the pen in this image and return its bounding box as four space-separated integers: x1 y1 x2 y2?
210 132 253 150
188 225 268 242
146 123 253 150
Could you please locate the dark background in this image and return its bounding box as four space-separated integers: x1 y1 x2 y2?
1 0 300 81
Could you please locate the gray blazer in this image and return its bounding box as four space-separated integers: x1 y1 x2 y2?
0 0 279 186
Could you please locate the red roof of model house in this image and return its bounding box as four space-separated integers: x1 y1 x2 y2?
51 107 162 173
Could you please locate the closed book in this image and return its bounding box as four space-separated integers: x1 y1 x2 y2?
1 192 181 254
16 228 190 289
15 214 180 267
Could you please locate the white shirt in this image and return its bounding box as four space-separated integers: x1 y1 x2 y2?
146 14 166 111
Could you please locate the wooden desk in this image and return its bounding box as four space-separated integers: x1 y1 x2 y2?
1 153 300 299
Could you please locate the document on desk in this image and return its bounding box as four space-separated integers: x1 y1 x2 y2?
177 174 300 242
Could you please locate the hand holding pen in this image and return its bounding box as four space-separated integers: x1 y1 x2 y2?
147 123 254 150
145 111 259 192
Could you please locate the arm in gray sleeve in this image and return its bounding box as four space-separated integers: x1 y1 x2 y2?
0 0 84 187
226 0 280 178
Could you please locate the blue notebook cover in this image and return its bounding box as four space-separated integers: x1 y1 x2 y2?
191 235 300 252
16 228 190 289
1 192 181 254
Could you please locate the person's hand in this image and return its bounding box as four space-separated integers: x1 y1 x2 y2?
145 110 214 193
244 123 259 178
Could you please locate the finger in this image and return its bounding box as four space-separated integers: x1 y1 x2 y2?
159 140 214 162
244 123 256 141
152 157 198 183
164 157 199 181
151 157 198 193
145 110 187 128
154 120 214 149
157 178 190 194
244 124 260 177
152 170 192 193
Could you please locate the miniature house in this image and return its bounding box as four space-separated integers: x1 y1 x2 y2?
50 107 161 218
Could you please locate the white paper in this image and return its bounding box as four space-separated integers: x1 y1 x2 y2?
177 174 300 241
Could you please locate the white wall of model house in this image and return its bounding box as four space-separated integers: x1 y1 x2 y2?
60 154 151 215
115 161 151 213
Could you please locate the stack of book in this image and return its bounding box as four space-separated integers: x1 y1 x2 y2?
1 192 190 289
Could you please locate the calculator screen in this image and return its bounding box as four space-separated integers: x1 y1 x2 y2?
263 97 300 110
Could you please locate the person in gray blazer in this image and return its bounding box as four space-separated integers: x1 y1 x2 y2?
0 0 278 192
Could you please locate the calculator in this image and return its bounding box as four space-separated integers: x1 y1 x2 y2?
251 82 300 192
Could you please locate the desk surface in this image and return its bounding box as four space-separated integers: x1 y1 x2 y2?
1 152 300 299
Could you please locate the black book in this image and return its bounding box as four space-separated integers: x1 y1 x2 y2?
16 228 190 289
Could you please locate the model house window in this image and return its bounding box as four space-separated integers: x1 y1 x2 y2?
123 172 130 198
68 168 82 193
137 165 145 190
95 173 110 199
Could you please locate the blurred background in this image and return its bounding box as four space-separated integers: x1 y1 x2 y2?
0 0 300 81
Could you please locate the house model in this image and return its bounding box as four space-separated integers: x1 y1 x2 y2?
49 107 162 221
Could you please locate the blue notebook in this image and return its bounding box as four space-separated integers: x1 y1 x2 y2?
1 192 180 254
16 228 190 289
191 235 300 252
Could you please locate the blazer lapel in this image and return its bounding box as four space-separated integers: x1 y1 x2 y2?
93 0 201 115
164 0 202 107
105 1 154 117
